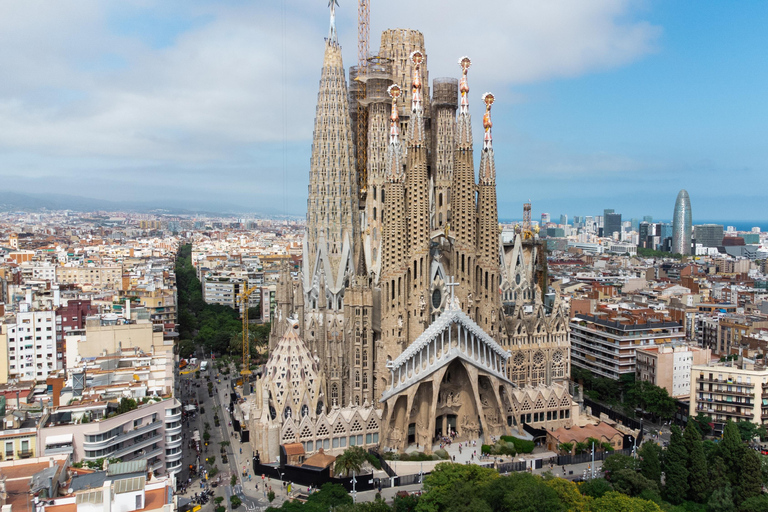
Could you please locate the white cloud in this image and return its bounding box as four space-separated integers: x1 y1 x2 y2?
0 0 661 207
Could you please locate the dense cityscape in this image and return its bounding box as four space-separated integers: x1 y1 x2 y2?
1 3 767 512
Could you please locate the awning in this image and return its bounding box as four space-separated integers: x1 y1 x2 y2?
46 433 73 445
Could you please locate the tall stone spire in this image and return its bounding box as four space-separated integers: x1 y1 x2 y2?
451 56 477 251
406 51 426 144
476 92 501 334
304 25 359 311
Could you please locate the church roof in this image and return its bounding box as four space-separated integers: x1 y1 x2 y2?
264 321 321 415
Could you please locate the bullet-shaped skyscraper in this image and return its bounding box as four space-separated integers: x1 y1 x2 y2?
672 189 692 255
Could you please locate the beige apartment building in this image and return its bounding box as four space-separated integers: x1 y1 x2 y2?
66 317 170 365
636 343 711 398
690 358 768 435
57 265 123 290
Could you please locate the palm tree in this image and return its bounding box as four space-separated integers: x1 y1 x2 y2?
558 442 574 454
333 446 366 477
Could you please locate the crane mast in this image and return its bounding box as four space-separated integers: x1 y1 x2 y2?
238 284 258 376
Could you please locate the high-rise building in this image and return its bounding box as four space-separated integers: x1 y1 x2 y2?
541 213 550 224
559 214 568 226
643 215 653 223
604 212 622 239
671 189 692 255
694 224 724 248
638 222 651 248
261 15 575 459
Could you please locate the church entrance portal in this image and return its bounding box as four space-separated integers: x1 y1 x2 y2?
408 423 416 444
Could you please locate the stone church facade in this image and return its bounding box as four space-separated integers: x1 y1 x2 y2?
262 12 577 458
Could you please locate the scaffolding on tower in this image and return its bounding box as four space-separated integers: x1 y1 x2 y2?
356 0 370 202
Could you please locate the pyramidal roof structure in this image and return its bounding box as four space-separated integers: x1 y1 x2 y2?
264 321 323 419
303 13 359 306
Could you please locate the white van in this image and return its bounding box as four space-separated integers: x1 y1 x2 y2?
200 361 208 372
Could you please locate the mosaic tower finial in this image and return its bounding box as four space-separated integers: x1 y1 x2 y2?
482 92 494 151
386 84 404 180
457 56 472 146
407 51 425 143
459 56 471 116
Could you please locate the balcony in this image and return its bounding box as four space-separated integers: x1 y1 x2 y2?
84 420 163 450
109 432 163 459
17 450 34 459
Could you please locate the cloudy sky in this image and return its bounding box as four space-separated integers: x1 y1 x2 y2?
0 1 766 221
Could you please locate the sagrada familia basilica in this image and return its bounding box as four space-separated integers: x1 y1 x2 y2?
245 6 578 463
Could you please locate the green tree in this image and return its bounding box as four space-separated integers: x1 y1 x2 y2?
417 463 497 512
575 441 589 455
392 493 420 512
691 413 713 436
557 442 573 454
662 425 689 505
229 496 242 509
579 478 613 498
543 478 589 511
610 469 660 498
333 446 367 477
736 448 763 505
230 474 237 486
499 473 565 512
116 397 138 414
637 442 662 484
586 491 662 512
706 483 735 512
708 456 729 493
739 495 768 512
735 421 760 443
214 497 224 507
720 420 745 486
603 453 636 480
304 483 352 509
683 425 709 503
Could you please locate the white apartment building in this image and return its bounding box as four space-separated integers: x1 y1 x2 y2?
636 343 711 398
6 309 57 380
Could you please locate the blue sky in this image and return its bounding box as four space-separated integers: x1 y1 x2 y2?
0 1 765 222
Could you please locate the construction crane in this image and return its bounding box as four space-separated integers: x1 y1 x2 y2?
356 0 370 201
238 284 258 376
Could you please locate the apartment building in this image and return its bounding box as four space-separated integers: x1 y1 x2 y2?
636 343 711 398
57 265 123 290
5 309 57 381
39 397 182 476
690 358 768 435
571 313 685 379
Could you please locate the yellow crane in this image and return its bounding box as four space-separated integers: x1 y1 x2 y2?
238 284 258 376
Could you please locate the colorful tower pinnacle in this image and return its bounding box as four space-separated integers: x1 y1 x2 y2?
407 51 425 143
479 92 496 184
456 56 473 147
386 84 403 180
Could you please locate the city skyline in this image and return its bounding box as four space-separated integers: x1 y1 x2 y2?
0 2 766 220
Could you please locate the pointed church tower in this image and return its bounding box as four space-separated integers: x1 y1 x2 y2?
476 93 502 336
404 51 431 341
379 84 409 382
450 57 478 320
304 8 359 312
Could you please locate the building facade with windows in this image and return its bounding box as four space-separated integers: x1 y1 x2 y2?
570 313 686 380
6 309 57 381
690 358 768 435
38 397 182 476
636 343 711 398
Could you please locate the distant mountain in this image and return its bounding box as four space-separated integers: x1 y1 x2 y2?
0 191 289 217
